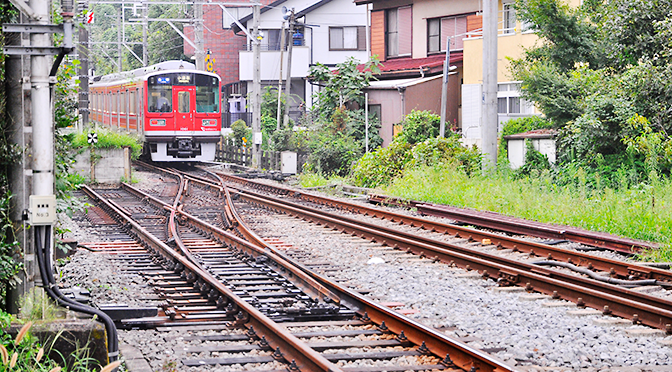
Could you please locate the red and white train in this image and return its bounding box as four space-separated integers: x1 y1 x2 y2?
89 60 221 162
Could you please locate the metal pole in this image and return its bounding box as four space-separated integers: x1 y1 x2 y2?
439 37 450 137
194 0 205 69
142 0 148 65
117 7 122 72
481 0 498 171
365 92 369 153
276 22 286 130
251 4 261 167
78 25 90 128
282 10 294 128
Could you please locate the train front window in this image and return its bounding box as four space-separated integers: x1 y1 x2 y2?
178 91 190 113
148 85 172 113
195 75 219 113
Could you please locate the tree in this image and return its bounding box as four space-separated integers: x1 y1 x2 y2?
511 0 672 184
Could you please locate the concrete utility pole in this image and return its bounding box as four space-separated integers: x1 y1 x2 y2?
251 4 261 167
194 0 205 70
481 0 498 171
282 9 295 129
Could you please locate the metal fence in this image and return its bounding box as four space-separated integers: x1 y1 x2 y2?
215 141 308 172
222 112 253 129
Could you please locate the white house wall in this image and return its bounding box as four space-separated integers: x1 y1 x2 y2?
239 47 311 81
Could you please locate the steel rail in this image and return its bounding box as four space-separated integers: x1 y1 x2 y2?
119 182 341 305
233 189 672 333
222 187 519 371
211 171 671 284
368 194 658 254
133 164 517 371
80 184 344 372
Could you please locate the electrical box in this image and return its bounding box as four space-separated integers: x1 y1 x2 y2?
29 195 57 225
281 151 297 175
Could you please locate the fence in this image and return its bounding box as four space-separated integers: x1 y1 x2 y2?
222 112 253 129
215 141 308 172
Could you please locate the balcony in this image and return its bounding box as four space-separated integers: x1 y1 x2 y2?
239 46 310 81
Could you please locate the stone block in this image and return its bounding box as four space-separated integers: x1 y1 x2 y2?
624 328 666 337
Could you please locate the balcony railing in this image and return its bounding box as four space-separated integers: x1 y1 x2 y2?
242 39 305 52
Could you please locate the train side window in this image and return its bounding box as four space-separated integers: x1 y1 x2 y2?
129 90 136 114
178 91 190 113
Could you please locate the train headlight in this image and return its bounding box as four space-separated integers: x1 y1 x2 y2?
150 119 166 126
202 119 217 126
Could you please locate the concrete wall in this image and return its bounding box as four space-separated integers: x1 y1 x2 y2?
73 147 132 184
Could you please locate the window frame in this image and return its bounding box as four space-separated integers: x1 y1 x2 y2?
329 26 365 51
385 6 412 58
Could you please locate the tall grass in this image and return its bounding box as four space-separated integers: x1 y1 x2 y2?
383 164 672 260
72 129 143 159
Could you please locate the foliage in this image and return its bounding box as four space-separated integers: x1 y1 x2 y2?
383 164 672 255
511 0 672 184
309 56 380 121
71 128 143 160
498 116 554 162
408 135 482 175
345 109 383 152
351 140 413 188
306 131 362 177
515 140 551 178
229 120 251 147
396 110 440 145
0 319 62 371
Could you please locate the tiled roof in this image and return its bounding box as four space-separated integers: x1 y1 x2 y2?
365 52 464 78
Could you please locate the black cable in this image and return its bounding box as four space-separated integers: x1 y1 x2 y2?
35 226 119 365
533 260 671 288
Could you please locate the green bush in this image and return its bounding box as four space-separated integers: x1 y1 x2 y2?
515 140 551 178
397 110 440 145
498 116 553 163
351 140 413 187
72 128 143 159
307 132 362 177
229 119 251 147
409 135 482 175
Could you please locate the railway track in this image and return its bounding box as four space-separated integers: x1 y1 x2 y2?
70 163 516 371
157 166 672 334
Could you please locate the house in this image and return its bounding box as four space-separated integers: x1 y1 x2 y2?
232 0 369 124
354 0 481 146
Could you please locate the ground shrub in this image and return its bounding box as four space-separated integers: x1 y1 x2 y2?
409 135 481 175
351 140 413 188
397 110 440 145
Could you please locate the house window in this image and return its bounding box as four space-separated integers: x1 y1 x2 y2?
497 82 530 114
427 15 469 53
386 6 412 58
329 26 366 51
502 3 516 34
257 29 282 50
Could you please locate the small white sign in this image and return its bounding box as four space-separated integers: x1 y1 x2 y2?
253 132 263 145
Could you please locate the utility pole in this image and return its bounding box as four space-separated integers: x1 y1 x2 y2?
78 24 90 129
439 37 450 137
251 4 261 167
117 6 122 72
142 0 148 65
282 9 295 128
481 0 498 171
194 0 205 70
276 21 286 130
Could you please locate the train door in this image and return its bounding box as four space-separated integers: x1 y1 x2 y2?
172 86 196 132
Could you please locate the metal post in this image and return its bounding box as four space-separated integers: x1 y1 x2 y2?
142 0 148 66
251 4 261 167
365 92 369 153
194 0 205 70
482 0 498 171
117 7 122 72
276 22 286 130
282 10 295 128
79 24 90 129
6 24 33 313
439 37 450 137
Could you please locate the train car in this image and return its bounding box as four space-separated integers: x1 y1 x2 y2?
89 60 221 162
